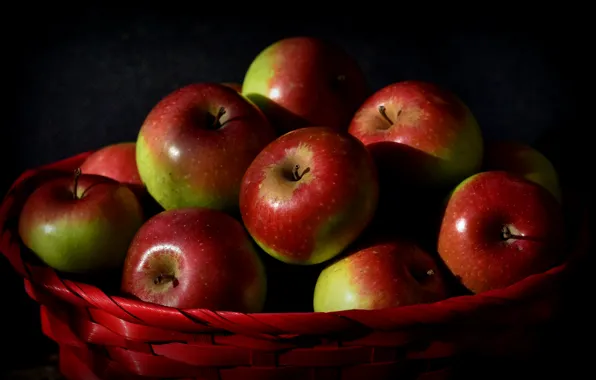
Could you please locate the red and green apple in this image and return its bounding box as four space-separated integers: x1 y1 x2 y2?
239 127 379 265
242 37 369 133
348 80 484 189
483 140 561 202
80 141 144 195
18 169 145 273
120 207 267 312
136 83 276 211
313 239 450 312
437 170 565 294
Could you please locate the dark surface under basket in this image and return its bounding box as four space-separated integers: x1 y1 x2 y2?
0 152 590 380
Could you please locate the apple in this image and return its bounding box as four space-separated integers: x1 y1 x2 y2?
348 80 484 190
120 208 267 312
437 171 565 294
136 83 276 212
483 140 562 202
242 37 369 134
18 169 144 273
80 142 144 195
221 82 242 92
239 126 379 265
313 239 450 312
81 141 165 219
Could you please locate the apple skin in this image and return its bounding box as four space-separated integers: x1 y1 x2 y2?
242 37 369 134
136 83 277 212
80 142 141 185
348 80 484 189
80 142 144 194
221 82 242 92
313 239 450 312
18 172 145 273
120 208 267 312
239 126 379 265
437 171 566 294
483 140 562 202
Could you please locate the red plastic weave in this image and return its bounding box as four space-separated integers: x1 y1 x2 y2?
0 152 589 380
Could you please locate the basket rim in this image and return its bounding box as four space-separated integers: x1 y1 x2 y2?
0 150 589 335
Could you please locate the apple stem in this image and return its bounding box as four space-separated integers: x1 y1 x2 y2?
212 107 227 129
73 168 82 199
153 273 179 287
292 164 311 181
378 105 393 125
501 226 529 241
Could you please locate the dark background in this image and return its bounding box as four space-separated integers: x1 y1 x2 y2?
1 7 592 377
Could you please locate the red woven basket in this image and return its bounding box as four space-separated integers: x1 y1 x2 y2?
0 151 589 380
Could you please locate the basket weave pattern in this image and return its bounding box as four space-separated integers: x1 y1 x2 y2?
0 152 586 380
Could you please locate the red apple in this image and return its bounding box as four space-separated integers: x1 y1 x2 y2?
221 82 242 92
121 208 267 312
483 140 562 202
242 37 369 134
80 142 144 195
18 169 145 273
348 80 484 189
313 239 450 312
437 171 565 294
136 83 276 211
239 126 379 265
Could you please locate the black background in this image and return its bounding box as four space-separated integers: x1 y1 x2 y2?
1 6 592 377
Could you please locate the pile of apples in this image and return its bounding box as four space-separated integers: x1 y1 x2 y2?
16 37 567 314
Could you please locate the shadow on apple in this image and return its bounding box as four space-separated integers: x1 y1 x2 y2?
353 211 473 301
355 141 476 298
137 188 164 219
366 140 451 245
259 250 324 313
244 93 311 135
